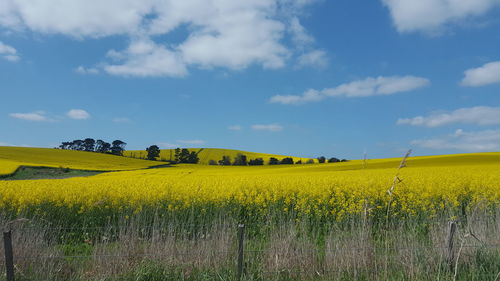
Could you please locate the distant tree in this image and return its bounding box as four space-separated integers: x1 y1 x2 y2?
187 151 200 164
269 157 279 165
317 156 326 163
110 140 126 156
59 141 72 150
328 157 340 163
248 158 264 165
296 160 302 164
95 140 110 153
208 160 217 165
179 149 190 163
280 157 294 165
146 145 161 160
306 159 315 164
83 138 96 152
101 142 111 154
174 148 181 163
218 156 231 166
341 159 348 162
233 154 248 166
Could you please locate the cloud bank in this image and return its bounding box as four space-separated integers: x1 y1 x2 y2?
397 106 500 127
412 129 500 152
270 75 429 105
0 0 322 77
382 0 500 33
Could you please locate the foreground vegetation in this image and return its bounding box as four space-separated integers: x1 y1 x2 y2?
0 147 499 280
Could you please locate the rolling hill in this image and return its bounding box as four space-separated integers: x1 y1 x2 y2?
124 148 318 165
0 146 161 176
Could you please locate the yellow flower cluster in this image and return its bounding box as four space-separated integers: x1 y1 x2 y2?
1 152 499 220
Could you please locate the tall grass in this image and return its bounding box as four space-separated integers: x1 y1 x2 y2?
0 211 498 281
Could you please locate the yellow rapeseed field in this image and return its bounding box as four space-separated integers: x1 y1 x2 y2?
125 148 316 164
1 150 499 221
0 146 161 175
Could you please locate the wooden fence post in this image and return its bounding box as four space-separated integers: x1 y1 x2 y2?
446 221 457 271
3 230 15 281
237 224 245 281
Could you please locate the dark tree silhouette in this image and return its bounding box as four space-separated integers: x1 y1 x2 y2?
174 148 181 163
83 138 96 152
187 151 200 164
306 159 315 164
70 140 84 151
280 157 294 165
179 149 190 163
269 157 279 165
218 156 231 166
146 145 161 160
317 156 326 163
296 160 302 164
328 157 340 163
208 160 217 165
59 141 72 150
233 154 248 166
248 158 264 165
111 140 126 156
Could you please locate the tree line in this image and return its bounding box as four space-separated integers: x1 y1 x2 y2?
58 139 127 156
144 146 200 164
209 154 347 166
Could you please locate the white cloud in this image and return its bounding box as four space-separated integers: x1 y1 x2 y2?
461 61 500 87
412 129 500 152
0 41 19 62
0 0 320 77
9 111 49 121
67 109 90 120
296 50 328 68
228 125 242 131
105 38 187 77
270 75 429 105
382 0 500 33
75 66 99 74
177 139 205 145
251 123 283 132
397 106 500 127
289 16 314 47
157 142 179 149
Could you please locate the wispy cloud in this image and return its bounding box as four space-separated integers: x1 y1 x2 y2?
75 66 99 75
67 109 90 120
461 61 500 87
270 75 429 105
397 106 500 127
296 50 328 68
157 142 179 149
157 140 206 148
177 140 205 145
228 125 242 131
251 123 283 132
411 129 500 152
9 111 50 122
0 41 20 62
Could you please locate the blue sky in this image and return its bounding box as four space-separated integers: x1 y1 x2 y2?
1 0 500 159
